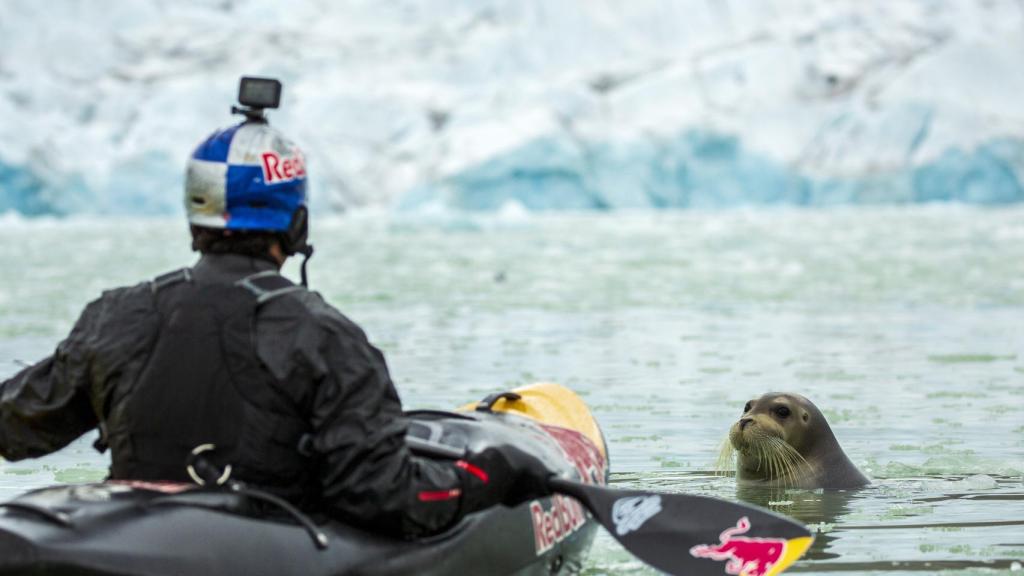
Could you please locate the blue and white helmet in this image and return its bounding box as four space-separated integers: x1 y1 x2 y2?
185 122 307 233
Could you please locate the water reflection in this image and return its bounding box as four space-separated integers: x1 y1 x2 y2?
608 471 1024 574
735 484 865 561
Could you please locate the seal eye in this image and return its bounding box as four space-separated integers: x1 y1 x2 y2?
743 402 752 414
775 406 791 419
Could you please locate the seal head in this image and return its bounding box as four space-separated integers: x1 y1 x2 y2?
728 393 869 489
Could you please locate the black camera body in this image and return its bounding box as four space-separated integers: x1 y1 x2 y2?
232 76 282 123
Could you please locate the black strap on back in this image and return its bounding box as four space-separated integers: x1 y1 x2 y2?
93 268 194 456
111 268 306 483
234 270 303 304
150 268 193 293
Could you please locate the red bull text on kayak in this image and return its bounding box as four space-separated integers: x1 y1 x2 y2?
530 425 607 555
689 517 788 576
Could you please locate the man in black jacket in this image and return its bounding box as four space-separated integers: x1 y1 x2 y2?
0 99 547 537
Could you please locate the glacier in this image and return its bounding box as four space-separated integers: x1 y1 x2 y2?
1 0 1023 215
400 133 1024 211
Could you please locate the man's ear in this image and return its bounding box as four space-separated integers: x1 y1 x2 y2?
268 240 287 266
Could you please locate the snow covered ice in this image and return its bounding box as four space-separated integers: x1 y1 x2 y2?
1 0 1023 214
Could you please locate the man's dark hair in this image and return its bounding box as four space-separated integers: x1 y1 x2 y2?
190 226 280 260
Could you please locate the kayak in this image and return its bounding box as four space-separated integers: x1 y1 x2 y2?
0 383 609 576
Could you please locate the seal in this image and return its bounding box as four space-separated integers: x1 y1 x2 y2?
726 392 869 489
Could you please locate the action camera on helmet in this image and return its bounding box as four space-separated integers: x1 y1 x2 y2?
232 77 282 123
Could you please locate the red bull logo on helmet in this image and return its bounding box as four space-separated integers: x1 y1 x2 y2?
261 150 306 184
690 517 789 576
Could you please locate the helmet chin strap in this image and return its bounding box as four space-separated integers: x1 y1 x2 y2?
281 206 313 287
297 244 314 287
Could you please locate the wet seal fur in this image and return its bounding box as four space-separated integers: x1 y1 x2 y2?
725 392 869 489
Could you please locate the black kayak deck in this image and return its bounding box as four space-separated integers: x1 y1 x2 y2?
0 410 609 576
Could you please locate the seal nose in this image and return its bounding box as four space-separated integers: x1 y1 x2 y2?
739 417 753 430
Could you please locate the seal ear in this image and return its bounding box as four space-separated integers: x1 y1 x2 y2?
801 410 810 423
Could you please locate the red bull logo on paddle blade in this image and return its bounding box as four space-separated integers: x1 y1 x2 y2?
690 517 812 576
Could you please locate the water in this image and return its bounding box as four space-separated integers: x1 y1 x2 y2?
1 206 1022 574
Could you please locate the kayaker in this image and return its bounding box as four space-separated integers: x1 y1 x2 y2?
0 80 549 538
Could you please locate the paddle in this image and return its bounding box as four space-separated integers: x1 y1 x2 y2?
407 436 813 576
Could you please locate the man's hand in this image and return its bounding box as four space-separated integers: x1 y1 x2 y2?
455 446 553 514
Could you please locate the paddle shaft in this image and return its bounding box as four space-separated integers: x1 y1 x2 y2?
406 434 813 576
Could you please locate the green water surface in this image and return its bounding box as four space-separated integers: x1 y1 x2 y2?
0 207 1021 574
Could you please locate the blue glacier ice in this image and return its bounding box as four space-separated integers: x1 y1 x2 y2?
398 131 1024 212
0 162 56 216
2 0 1024 215
404 137 601 212
0 153 183 217
911 140 1024 204
4 128 1023 217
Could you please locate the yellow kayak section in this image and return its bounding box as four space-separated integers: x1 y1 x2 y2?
459 382 606 460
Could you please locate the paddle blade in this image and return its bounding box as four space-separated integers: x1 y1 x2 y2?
549 478 813 576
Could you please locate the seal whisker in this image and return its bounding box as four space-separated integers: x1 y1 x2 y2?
716 439 735 475
776 438 796 481
760 436 777 483
782 440 811 475
753 442 763 473
761 446 771 480
775 436 802 486
769 437 786 486
779 437 814 483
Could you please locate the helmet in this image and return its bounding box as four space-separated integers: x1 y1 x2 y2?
185 122 309 254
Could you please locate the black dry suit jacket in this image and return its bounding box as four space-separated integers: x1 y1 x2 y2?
0 254 463 537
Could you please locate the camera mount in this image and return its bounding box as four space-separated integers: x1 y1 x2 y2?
232 76 282 124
